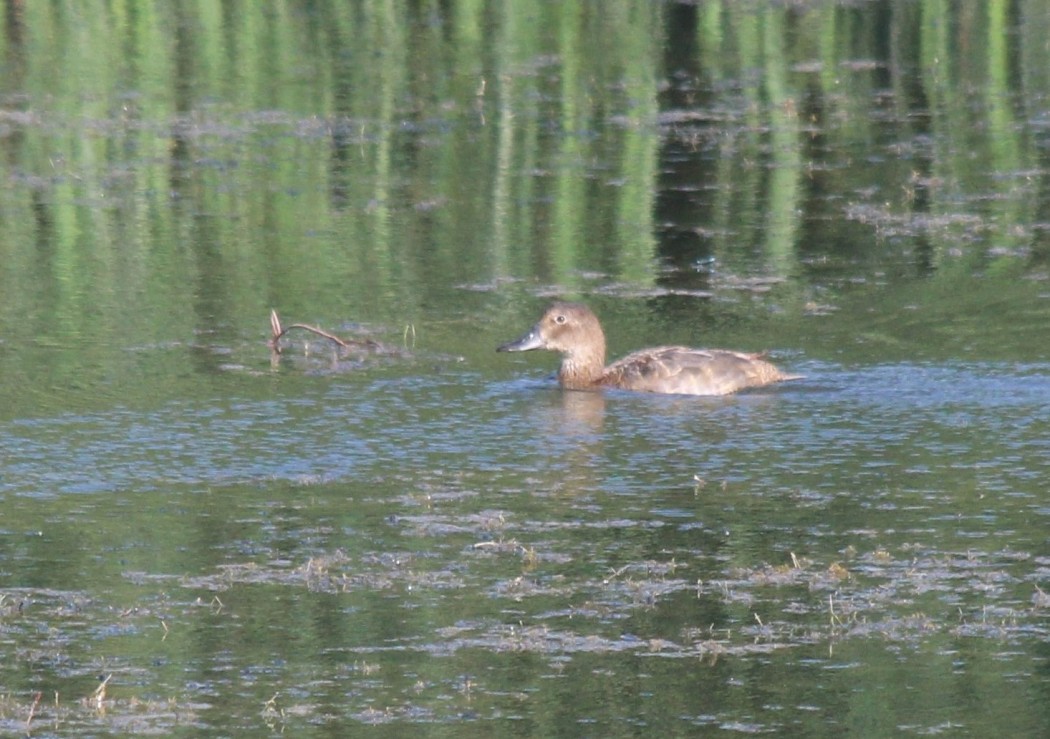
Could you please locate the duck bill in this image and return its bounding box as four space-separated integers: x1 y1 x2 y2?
497 325 544 352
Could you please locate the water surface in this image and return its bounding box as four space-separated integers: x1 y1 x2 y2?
1 1 1049 735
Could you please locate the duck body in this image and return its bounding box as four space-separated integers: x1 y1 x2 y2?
498 301 800 396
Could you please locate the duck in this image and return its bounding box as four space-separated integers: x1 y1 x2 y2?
497 301 801 396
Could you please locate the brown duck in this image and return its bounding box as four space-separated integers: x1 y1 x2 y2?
498 301 801 396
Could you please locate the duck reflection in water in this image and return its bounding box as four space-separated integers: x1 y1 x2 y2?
498 302 801 396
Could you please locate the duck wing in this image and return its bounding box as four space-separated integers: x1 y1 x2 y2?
601 346 798 396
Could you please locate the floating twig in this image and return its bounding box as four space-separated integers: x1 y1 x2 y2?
268 309 381 354
26 691 42 731
263 692 282 717
92 674 112 713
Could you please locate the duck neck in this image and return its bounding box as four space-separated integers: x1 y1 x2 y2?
558 347 606 390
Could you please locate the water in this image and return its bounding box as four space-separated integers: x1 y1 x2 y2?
3 355 1046 733
2 1 1049 735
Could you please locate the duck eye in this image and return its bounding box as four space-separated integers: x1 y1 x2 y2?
554 314 566 324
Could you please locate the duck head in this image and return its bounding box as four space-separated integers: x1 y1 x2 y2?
497 302 607 388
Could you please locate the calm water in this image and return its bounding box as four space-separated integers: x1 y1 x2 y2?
2 1 1049 736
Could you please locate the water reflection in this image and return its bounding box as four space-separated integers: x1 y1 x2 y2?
555 388 607 434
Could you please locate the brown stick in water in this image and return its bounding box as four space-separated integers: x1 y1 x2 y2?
268 309 380 353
